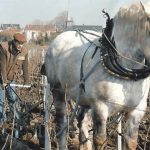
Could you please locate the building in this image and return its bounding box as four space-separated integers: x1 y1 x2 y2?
65 25 102 32
24 24 57 42
0 25 22 42
0 24 20 30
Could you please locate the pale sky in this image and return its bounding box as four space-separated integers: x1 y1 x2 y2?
0 0 148 27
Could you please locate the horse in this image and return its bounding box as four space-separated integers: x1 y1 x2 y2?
44 1 150 150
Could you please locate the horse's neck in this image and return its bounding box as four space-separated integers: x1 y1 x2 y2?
116 43 146 69
112 12 148 69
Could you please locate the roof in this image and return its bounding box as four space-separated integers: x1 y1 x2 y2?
0 28 21 37
0 28 22 42
0 24 20 30
65 25 103 31
25 24 56 32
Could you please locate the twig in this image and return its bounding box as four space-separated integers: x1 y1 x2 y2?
99 113 124 150
46 124 51 142
137 144 144 150
21 100 43 117
64 84 69 142
1 134 9 150
9 104 16 150
50 99 54 110
144 125 150 150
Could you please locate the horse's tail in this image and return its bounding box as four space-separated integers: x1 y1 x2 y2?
44 46 59 85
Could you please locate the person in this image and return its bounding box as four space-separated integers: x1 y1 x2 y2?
0 33 29 122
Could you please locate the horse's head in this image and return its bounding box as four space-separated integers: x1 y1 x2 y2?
112 2 150 65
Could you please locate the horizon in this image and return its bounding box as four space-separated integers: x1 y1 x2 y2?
0 0 148 28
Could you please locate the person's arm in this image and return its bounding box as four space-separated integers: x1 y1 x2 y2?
0 46 8 84
22 53 29 84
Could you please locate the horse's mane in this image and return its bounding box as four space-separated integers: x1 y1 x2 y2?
99 2 150 79
112 2 150 41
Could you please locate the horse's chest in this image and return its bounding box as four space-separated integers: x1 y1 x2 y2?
94 80 146 105
94 81 124 99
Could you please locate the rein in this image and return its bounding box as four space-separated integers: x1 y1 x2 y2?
75 29 101 92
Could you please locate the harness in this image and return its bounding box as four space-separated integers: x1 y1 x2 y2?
100 10 150 80
75 29 101 92
79 10 150 84
56 10 150 139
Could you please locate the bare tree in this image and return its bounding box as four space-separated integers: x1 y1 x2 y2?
51 11 68 30
32 19 45 25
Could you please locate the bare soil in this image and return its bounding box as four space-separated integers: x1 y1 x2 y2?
0 43 149 150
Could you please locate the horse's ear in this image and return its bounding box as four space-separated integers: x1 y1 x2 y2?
140 1 150 21
140 1 146 13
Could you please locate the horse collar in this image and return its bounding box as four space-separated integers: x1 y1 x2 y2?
100 12 150 80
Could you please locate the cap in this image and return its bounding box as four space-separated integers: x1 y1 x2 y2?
13 33 26 44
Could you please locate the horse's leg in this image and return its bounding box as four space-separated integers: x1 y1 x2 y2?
123 109 145 150
77 107 92 150
92 101 108 150
52 84 67 150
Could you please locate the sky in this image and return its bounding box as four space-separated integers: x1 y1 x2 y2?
0 0 148 27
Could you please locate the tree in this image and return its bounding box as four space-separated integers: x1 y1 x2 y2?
51 11 68 30
32 19 45 25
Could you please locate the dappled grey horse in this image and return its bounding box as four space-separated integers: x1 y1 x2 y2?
44 2 150 150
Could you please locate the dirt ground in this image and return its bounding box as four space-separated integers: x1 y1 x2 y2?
0 43 149 150
0 83 149 150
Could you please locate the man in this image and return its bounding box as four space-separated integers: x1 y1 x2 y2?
0 33 29 121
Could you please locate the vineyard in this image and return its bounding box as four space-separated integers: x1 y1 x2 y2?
0 42 149 150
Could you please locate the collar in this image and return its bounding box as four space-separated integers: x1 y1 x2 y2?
9 41 21 56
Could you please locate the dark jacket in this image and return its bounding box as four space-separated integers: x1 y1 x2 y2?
0 41 29 84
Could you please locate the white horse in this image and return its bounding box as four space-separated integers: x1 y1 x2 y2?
44 2 150 150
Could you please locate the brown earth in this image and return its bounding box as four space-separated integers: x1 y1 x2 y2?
0 43 149 150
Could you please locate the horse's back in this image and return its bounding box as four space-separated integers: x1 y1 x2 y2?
50 30 101 53
45 30 101 86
